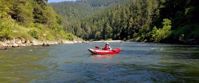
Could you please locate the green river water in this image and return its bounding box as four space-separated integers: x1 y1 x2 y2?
0 42 199 83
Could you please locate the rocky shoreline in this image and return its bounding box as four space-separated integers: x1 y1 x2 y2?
0 39 83 50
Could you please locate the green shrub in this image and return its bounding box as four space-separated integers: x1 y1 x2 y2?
28 29 39 39
0 19 13 39
151 18 172 42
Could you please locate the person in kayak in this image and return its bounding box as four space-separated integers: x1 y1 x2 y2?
95 46 100 49
103 42 112 50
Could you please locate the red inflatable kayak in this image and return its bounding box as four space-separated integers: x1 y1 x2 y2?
88 48 121 55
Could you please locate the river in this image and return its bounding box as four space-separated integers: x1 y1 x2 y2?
0 42 199 83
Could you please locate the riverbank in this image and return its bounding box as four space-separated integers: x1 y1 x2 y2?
0 39 83 50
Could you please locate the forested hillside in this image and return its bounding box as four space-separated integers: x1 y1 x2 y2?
0 0 75 42
50 0 126 21
51 0 199 44
57 0 163 40
50 0 128 31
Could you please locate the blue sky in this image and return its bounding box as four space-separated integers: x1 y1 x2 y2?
48 0 76 3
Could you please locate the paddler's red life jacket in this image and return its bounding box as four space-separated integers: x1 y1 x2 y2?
103 44 111 50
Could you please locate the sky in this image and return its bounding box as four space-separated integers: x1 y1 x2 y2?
48 0 76 3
